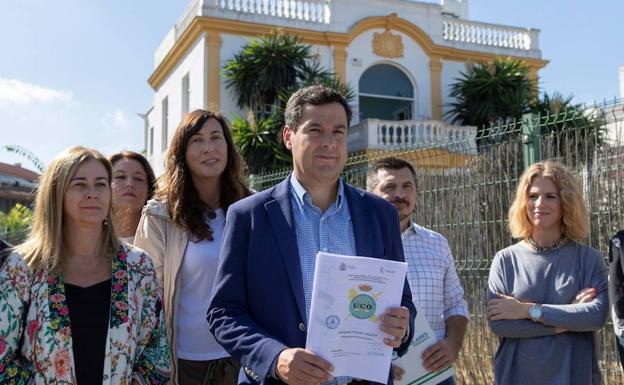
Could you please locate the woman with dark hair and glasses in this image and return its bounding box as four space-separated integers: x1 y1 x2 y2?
486 161 608 385
135 109 252 385
109 151 156 244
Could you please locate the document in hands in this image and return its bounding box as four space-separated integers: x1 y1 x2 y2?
392 300 454 385
305 252 408 384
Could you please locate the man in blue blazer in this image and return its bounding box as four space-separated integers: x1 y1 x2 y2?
208 85 415 385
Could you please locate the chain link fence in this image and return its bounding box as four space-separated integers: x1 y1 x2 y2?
249 99 624 384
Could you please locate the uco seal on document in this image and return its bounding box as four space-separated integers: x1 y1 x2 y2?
305 252 408 384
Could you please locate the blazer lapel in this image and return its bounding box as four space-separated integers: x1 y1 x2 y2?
265 177 307 322
345 185 376 257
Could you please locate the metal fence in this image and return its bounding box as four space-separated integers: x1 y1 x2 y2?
249 99 624 384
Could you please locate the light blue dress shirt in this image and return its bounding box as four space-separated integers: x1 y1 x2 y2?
290 175 356 385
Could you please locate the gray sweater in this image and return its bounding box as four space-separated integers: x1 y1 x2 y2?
487 241 608 385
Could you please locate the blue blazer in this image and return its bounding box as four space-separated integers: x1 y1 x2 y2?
208 176 416 385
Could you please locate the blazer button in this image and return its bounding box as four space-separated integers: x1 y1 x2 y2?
299 322 306 332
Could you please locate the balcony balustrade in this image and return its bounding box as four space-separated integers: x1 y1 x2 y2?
348 119 477 153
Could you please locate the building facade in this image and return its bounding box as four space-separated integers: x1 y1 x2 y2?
0 162 38 214
145 0 547 174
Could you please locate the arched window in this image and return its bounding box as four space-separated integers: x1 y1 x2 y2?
359 64 414 121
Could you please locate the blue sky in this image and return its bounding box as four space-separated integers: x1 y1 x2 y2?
1 0 622 171
470 0 624 104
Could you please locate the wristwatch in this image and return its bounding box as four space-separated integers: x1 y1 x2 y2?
528 303 542 322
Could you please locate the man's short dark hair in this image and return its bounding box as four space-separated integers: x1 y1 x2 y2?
366 157 417 191
284 85 352 131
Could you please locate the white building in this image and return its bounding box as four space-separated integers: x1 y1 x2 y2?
600 66 624 146
145 0 547 174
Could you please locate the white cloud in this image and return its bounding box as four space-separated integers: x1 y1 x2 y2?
102 109 132 133
97 109 144 157
0 103 144 167
0 77 72 104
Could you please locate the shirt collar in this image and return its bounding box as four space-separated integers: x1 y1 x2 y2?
403 221 421 236
289 174 346 210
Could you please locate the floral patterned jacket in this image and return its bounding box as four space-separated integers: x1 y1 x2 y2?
0 245 171 385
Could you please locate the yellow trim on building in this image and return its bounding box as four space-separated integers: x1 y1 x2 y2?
148 14 549 91
205 30 222 109
429 57 443 120
364 148 473 169
332 45 348 82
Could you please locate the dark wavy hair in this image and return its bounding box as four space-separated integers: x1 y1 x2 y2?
109 150 156 202
284 85 352 131
156 109 252 241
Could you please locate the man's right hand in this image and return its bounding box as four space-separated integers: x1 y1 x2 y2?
276 348 334 385
391 364 405 381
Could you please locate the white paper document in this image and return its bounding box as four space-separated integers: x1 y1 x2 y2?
392 300 454 385
305 252 408 384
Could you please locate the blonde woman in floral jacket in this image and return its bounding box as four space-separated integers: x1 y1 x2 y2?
0 146 170 385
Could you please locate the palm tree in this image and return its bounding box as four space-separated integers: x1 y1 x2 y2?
231 112 291 174
223 32 310 114
532 92 605 164
445 57 536 146
2 145 45 172
225 32 354 174
532 91 574 115
268 59 356 140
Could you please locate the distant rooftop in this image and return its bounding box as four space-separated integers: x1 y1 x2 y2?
0 162 39 181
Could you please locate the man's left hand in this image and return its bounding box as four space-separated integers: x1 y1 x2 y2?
421 339 459 372
379 307 409 348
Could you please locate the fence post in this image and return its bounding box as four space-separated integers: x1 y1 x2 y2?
248 174 257 191
521 113 541 169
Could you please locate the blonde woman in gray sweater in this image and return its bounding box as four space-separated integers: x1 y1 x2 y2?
486 161 608 385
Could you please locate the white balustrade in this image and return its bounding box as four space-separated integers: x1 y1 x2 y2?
215 0 330 24
442 17 538 51
348 119 477 153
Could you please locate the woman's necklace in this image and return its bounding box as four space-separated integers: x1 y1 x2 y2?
526 236 569 252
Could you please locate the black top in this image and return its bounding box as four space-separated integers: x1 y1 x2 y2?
65 279 112 385
610 230 624 317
